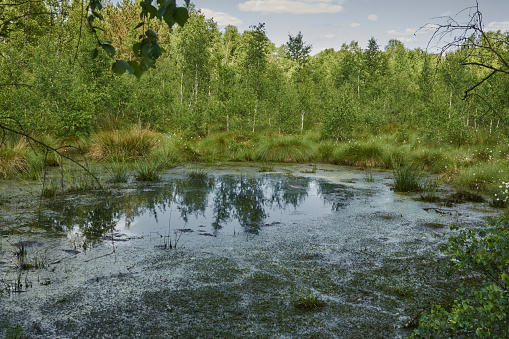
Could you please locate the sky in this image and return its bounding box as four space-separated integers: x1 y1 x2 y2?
192 0 509 54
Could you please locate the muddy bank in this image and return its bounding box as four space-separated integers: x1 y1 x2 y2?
0 164 499 338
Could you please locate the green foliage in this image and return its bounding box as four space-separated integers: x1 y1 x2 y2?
134 159 163 182
255 136 314 163
412 215 509 338
333 140 386 167
393 166 421 192
106 161 131 183
4 324 26 339
90 127 160 161
0 139 27 178
293 292 327 310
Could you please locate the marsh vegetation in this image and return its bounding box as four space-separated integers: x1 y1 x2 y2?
1 0 509 337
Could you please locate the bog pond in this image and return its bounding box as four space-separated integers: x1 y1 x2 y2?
0 164 499 338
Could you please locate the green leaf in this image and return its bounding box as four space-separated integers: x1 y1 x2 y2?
92 10 103 20
133 42 143 56
103 40 113 44
163 9 175 27
112 60 134 75
145 29 158 40
174 7 188 27
101 44 115 57
92 26 104 32
90 0 102 11
145 4 157 19
91 48 98 59
87 14 95 22
156 5 166 19
502 274 509 285
134 22 144 29
128 61 144 79
141 41 162 60
139 58 153 71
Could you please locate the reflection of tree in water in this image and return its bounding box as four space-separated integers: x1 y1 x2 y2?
315 180 355 210
35 174 348 238
40 196 116 240
174 176 215 223
265 175 310 210
211 175 267 233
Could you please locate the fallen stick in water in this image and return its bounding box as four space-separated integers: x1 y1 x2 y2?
405 309 423 328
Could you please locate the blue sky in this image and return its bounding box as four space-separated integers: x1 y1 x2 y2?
192 0 509 54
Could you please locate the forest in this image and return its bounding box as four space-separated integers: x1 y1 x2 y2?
1 0 509 337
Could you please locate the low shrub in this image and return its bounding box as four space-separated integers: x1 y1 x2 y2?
412 216 509 338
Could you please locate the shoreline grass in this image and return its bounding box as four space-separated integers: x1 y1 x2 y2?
1 126 507 206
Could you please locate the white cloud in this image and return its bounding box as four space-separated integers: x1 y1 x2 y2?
238 0 343 14
201 8 243 26
350 23 360 28
397 37 417 43
387 28 416 36
487 21 509 32
324 33 335 38
388 25 438 37
368 14 377 21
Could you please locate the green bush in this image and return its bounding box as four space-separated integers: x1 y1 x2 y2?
412 215 509 338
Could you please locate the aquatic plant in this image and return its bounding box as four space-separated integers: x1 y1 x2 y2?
106 161 131 183
255 136 314 163
393 166 421 192
5 324 26 339
293 292 327 310
187 167 208 180
134 159 163 182
41 178 61 198
419 178 440 202
65 171 97 193
258 163 274 172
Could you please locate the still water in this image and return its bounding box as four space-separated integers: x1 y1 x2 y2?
0 165 498 338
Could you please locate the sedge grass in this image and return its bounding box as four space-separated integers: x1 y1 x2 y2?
134 159 164 182
393 166 421 192
0 139 28 178
89 126 160 161
255 136 314 163
106 161 131 183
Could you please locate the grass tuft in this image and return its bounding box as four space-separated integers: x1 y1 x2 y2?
393 167 421 192
255 136 314 163
106 161 131 183
0 139 28 178
89 126 160 161
293 292 327 310
134 159 164 182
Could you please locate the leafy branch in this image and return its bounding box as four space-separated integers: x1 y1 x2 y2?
87 0 190 78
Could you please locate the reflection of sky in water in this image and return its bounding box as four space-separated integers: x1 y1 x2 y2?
33 173 362 239
118 176 353 236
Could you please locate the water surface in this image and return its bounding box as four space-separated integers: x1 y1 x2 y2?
0 164 498 338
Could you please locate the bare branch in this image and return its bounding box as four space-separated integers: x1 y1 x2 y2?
0 120 103 189
462 70 496 99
